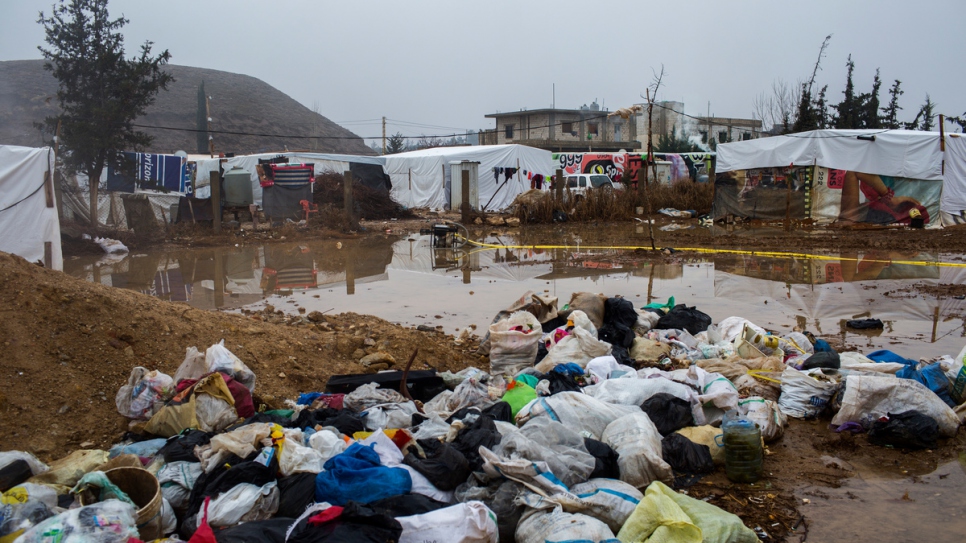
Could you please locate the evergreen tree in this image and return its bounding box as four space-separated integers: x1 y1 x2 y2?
655 127 701 153
792 83 817 132
38 0 172 226
919 96 936 131
385 132 406 154
881 80 904 129
833 55 859 129
862 69 882 129
814 85 830 129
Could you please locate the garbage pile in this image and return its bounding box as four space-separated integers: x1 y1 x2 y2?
2 290 965 543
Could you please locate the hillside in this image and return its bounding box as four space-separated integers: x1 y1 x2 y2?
0 59 374 156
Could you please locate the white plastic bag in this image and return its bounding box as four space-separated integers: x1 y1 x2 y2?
278 440 325 476
398 501 498 543
17 500 138 543
496 418 596 487
602 412 673 490
160 496 177 535
201 481 279 528
205 340 256 392
585 355 622 381
778 367 839 419
115 367 174 420
584 376 706 425
157 461 202 510
363 401 419 431
738 397 787 442
0 451 48 477
831 374 960 436
518 478 643 533
515 507 617 543
536 326 612 372
515 391 640 439
343 383 407 412
488 311 543 376
308 429 348 461
174 346 207 384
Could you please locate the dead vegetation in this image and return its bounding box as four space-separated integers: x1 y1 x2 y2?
512 181 714 224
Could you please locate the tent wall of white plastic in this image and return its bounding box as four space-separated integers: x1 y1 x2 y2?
384 145 555 211
193 152 386 204
0 145 62 270
716 129 966 222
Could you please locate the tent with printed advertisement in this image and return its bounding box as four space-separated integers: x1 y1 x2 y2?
713 129 966 227
0 145 62 270
384 144 555 211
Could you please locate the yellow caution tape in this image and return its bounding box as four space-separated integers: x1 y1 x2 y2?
454 236 966 268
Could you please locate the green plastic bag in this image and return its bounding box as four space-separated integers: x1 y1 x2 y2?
617 481 757 543
514 374 539 389
502 382 537 419
642 296 675 312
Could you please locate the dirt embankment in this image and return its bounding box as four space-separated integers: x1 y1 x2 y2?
0 252 482 460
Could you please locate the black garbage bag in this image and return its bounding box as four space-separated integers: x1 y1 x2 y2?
655 304 712 335
325 371 446 403
604 297 639 329
186 454 278 522
641 393 694 436
801 351 841 370
545 371 583 395
215 517 295 543
277 472 319 518
159 429 212 463
584 438 621 480
366 494 451 518
598 323 635 349
846 318 884 329
226 412 297 431
403 439 471 491
868 411 940 450
0 459 33 492
535 341 549 364
294 408 366 436
287 501 403 543
542 315 569 334
451 414 502 471
661 433 715 474
483 401 514 423
455 476 526 543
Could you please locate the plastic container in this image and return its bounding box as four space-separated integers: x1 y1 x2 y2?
719 411 763 483
952 365 966 405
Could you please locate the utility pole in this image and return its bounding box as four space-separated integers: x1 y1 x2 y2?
206 94 214 157
643 90 657 250
382 116 387 155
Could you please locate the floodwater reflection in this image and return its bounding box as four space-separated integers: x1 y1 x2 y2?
63 231 966 358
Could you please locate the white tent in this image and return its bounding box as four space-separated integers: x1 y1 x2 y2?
0 145 61 270
716 129 966 225
384 144 555 211
193 152 386 204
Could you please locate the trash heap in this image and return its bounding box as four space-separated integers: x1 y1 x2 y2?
2 291 965 543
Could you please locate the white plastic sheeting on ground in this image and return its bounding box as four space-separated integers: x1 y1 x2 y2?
717 129 944 181
384 144 555 211
0 145 61 270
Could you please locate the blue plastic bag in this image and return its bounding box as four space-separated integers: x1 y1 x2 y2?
868 351 955 406
315 443 411 505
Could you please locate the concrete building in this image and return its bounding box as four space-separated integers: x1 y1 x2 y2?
481 101 639 153
694 116 763 146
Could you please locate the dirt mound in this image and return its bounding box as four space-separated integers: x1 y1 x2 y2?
313 172 416 222
0 251 481 460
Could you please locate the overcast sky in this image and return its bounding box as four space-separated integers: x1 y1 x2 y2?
3 0 964 144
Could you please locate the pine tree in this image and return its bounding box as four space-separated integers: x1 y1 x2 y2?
792 83 816 132
814 85 830 129
833 55 859 129
385 132 406 154
881 80 903 129
919 96 936 131
655 127 701 153
38 0 172 226
863 69 882 129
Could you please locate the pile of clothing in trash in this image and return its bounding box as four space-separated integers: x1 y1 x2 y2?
2 291 965 543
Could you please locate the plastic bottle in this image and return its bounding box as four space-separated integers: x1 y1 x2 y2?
721 410 763 484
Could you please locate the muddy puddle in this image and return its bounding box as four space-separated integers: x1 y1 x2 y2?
796 457 966 542
64 228 966 358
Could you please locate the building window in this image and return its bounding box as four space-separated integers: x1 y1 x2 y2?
588 123 599 136
505 124 514 139
561 122 573 134
742 132 751 141
699 130 708 143
614 125 622 141
719 130 728 143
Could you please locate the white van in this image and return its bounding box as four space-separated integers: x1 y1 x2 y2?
565 174 617 198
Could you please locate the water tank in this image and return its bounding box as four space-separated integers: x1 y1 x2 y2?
223 166 254 207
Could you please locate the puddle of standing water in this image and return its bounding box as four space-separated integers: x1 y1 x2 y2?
796 459 966 543
63 229 966 359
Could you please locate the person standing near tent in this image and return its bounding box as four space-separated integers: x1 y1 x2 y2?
836 171 928 225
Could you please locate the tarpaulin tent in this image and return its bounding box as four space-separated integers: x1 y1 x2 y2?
0 145 61 270
384 145 555 211
193 152 387 204
714 129 966 226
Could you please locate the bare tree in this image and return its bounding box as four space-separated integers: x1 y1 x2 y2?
753 79 801 133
